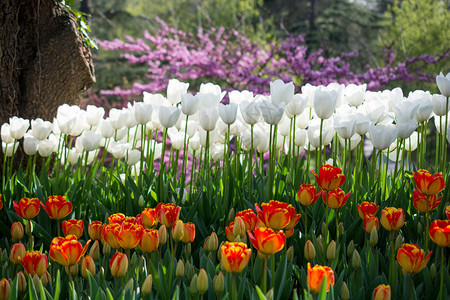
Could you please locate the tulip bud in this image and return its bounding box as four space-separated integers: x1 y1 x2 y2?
10 243 26 265
159 225 168 246
102 242 111 256
32 275 40 294
138 195 145 208
65 264 79 277
16 271 27 293
347 240 354 257
233 217 245 238
430 263 436 280
185 243 191 256
395 234 403 251
25 220 33 236
370 227 378 247
417 222 422 234
142 275 153 295
321 222 327 239
352 249 361 269
286 172 292 185
124 278 134 295
0 278 11 300
99 266 105 282
81 256 96 278
40 271 51 287
287 246 294 262
227 208 235 223
89 240 100 261
197 269 209 295
327 240 336 261
0 249 6 263
110 253 128 278
130 252 138 267
172 220 185 242
304 240 316 261
204 232 218 253
338 222 344 237
185 261 195 281
316 235 324 254
190 274 198 295
266 289 274 300
176 260 184 278
340 281 350 300
11 222 24 242
213 272 224 295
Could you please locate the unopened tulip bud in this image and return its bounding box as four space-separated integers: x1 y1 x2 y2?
172 220 185 242
185 243 191 256
159 225 168 245
16 271 27 293
102 242 111 256
227 208 235 223
197 269 208 295
430 263 436 280
213 272 224 295
266 289 274 300
11 222 24 242
65 264 79 277
304 240 316 261
352 249 361 269
327 240 336 261
347 240 354 257
81 256 96 278
0 249 6 263
286 172 292 185
373 284 391 300
142 275 152 295
110 253 128 278
99 266 105 282
176 260 184 278
233 217 245 238
185 261 195 281
32 275 40 294
338 222 344 237
417 223 422 234
130 252 138 266
10 243 26 265
370 227 378 247
287 246 294 262
40 271 51 287
316 235 324 254
89 240 100 261
204 232 218 252
395 234 403 251
124 278 134 295
321 222 327 239
25 220 33 236
190 274 198 295
340 281 349 300
138 195 145 208
0 278 11 300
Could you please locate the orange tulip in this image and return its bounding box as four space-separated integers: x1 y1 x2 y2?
413 169 445 196
219 242 251 273
363 214 379 233
312 164 345 191
397 243 431 274
307 263 335 294
11 221 24 242
108 213 125 224
0 278 10 300
225 221 236 242
380 207 405 231
323 188 350 209
110 252 128 278
102 223 121 249
297 184 322 206
247 227 286 256
18 251 48 276
49 235 90 267
81 255 96 278
139 229 159 253
155 203 181 228
357 202 379 220
182 222 195 243
117 221 144 250
13 198 40 220
10 243 26 265
429 219 450 247
40 195 72 220
373 284 391 300
235 209 257 232
255 200 301 231
141 208 158 229
62 219 84 238
446 205 450 220
88 221 103 240
412 190 442 213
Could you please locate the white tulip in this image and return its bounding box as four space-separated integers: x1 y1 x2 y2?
270 79 294 106
167 79 189 105
294 129 307 147
285 94 307 118
211 143 225 161
134 102 153 125
259 100 285 125
278 118 291 137
9 116 30 140
333 114 356 140
2 142 19 157
38 139 57 157
396 120 418 139
355 112 370 136
199 107 219 131
168 128 185 151
109 108 127 130
362 99 385 123
158 106 181 128
181 94 200 116
199 83 226 101
30 118 53 140
56 104 81 135
100 119 114 139
404 131 418 152
189 134 201 151
68 148 80 165
313 88 338 119
111 142 128 159
296 110 310 129
218 103 238 125
368 123 398 151
414 102 434 123
307 119 334 148
85 105 105 127
344 83 366 107
431 94 449 116
126 149 141 166
229 90 253 105
436 72 450 97
23 136 39 155
241 128 261 150
240 101 261 125
301 84 317 108
338 133 361 150
392 100 419 123
1 124 14 144
143 92 170 107
81 130 101 151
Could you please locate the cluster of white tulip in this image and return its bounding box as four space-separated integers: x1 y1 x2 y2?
1 72 449 182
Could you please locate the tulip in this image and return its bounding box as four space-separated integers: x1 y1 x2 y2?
446 205 450 220
219 242 251 273
40 195 72 220
13 198 40 220
235 209 257 232
158 225 168 246
255 200 301 231
108 108 127 130
108 213 125 224
312 164 345 191
176 259 185 278
155 203 181 228
213 272 225 295
199 106 219 131
380 207 405 231
413 169 445 196
49 235 90 267
158 106 181 128
218 102 238 125
2 141 18 157
357 202 379 220
0 278 10 300
142 274 153 295
395 120 417 139
116 221 144 250
285 94 307 118
363 215 379 233
297 184 322 206
81 255 96 278
197 269 209 295
89 240 100 261
19 251 48 276
10 243 26 265
304 240 316 261
11 222 24 242
344 83 366 107
429 220 450 247
333 114 356 140
373 284 391 300
352 249 361 269
326 240 336 261
199 82 226 105
397 243 431 274
172 220 185 242
323 188 350 209
9 116 30 140
436 72 450 97
85 105 105 127
182 222 195 243
204 232 219 252
16 271 27 293
414 101 434 123
412 190 442 213
167 79 189 104
368 123 398 151
248 227 286 256
110 252 128 278
88 221 103 240
141 208 158 229
62 219 84 238
307 263 335 294
23 136 39 155
270 79 294 105
314 88 338 119
1 124 13 144
240 101 261 125
259 100 285 125
431 94 449 116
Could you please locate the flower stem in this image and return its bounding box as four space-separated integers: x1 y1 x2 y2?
439 246 445 300
232 273 238 300
261 256 268 294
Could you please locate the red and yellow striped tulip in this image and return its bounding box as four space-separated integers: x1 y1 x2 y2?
247 227 286 256
13 198 40 220
110 252 128 278
88 221 103 240
62 219 84 239
255 200 301 231
373 284 391 300
429 219 450 247
235 209 257 232
139 229 159 253
18 251 48 277
40 195 72 220
155 203 181 228
380 207 405 231
397 243 431 274
297 184 322 206
412 190 442 213
141 208 158 229
182 222 195 243
357 202 379 220
312 164 345 191
363 214 379 233
323 188 350 209
413 169 445 196
307 263 335 294
49 235 90 267
220 242 251 273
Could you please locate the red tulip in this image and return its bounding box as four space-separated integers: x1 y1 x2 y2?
380 207 405 231
49 235 90 267
141 208 158 229
235 209 257 231
62 219 84 239
297 184 322 206
220 242 251 273
88 221 103 240
182 222 195 243
19 251 48 276
255 200 301 231
429 219 450 247
357 202 379 220
323 188 350 209
413 169 445 196
40 195 72 220
363 214 379 233
312 164 345 191
13 198 40 220
412 190 442 213
155 203 181 228
110 252 128 278
397 243 431 274
108 213 125 224
307 263 335 294
247 227 286 256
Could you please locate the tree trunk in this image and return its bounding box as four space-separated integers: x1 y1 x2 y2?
0 0 95 126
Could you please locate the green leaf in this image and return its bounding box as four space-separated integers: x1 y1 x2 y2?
9 275 18 300
28 275 39 300
53 270 61 300
255 286 267 300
